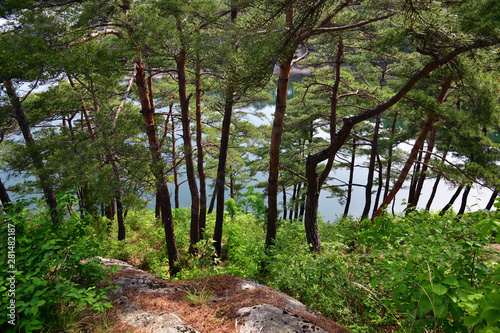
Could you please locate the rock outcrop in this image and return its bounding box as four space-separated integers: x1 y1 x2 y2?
98 257 349 333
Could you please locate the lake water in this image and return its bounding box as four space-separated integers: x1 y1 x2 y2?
1 88 495 222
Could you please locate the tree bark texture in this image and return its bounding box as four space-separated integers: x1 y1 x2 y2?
362 114 381 219
303 40 481 242
4 79 59 223
267 57 292 247
411 126 437 208
457 186 471 215
135 59 179 275
373 76 453 219
485 187 498 210
343 137 356 217
177 48 200 252
195 60 207 235
213 90 234 257
439 185 463 216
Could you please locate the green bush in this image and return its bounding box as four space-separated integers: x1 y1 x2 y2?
0 194 117 332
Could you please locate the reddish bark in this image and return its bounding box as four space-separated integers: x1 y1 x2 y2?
135 59 180 275
373 76 453 219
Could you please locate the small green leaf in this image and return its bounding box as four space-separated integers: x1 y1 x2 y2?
433 283 448 296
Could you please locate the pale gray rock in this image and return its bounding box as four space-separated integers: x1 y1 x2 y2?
120 303 198 333
99 257 198 333
237 304 327 333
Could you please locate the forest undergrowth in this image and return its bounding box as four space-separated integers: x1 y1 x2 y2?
100 200 500 332
1 195 500 332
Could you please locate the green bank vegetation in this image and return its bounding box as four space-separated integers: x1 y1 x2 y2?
1 194 499 332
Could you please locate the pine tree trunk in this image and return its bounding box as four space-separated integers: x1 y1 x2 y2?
293 182 302 221
267 56 293 247
289 184 297 221
195 59 207 235
0 178 11 211
362 114 381 219
485 187 498 210
343 137 356 217
4 79 59 223
426 174 442 211
457 186 471 215
384 112 398 200
282 186 287 220
177 48 200 252
407 150 423 208
171 116 180 209
373 76 453 220
135 59 179 275
373 154 383 215
208 185 217 214
411 126 437 208
213 90 234 257
439 185 463 216
425 148 449 211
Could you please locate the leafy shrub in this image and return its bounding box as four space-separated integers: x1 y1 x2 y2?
0 194 117 332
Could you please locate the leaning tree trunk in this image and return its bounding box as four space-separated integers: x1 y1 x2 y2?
457 185 471 216
135 59 179 275
485 187 498 210
373 76 453 220
4 79 59 223
425 147 450 211
439 185 463 216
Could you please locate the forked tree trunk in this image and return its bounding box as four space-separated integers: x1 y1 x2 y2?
304 39 343 252
411 126 437 208
135 59 179 275
4 79 59 223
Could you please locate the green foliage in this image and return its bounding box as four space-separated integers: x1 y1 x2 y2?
182 285 214 306
354 210 500 332
0 194 117 333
